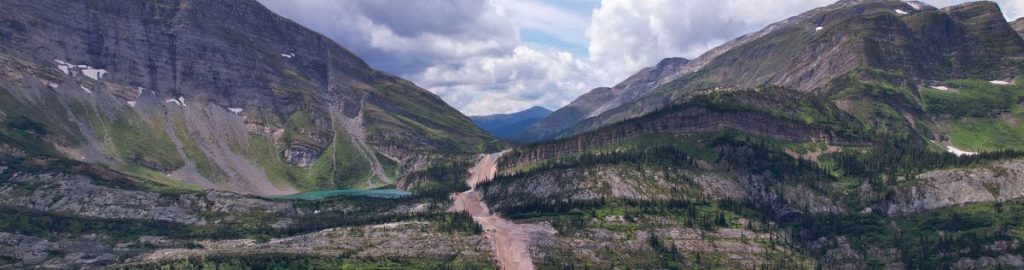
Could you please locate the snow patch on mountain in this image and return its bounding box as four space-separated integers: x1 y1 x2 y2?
946 146 978 157
166 97 187 107
128 87 144 107
55 59 107 80
81 68 107 80
906 2 923 10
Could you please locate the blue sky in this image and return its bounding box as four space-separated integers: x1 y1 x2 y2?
258 0 1024 115
514 0 600 56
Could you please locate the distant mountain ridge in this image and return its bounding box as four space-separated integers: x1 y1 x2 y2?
470 106 552 141
523 0 1024 141
516 57 690 142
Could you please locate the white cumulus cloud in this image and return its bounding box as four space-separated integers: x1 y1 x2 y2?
257 0 517 74
416 46 590 115
585 0 834 86
258 0 1024 116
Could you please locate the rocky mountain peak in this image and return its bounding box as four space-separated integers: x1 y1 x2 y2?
470 106 552 140
1013 17 1024 38
521 106 554 115
656 57 690 69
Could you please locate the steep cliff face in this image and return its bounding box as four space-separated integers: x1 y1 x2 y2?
0 0 496 194
528 0 1024 141
1013 17 1024 38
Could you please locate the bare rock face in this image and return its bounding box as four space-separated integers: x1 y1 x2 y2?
0 172 297 225
809 236 870 269
0 232 124 269
953 254 1024 269
882 159 1024 216
0 0 495 194
124 222 492 267
182 190 297 216
0 173 206 225
283 145 320 167
0 143 26 160
1013 17 1024 38
480 166 727 211
531 216 812 268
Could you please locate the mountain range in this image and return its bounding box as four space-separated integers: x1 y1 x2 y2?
1 0 1024 268
0 0 498 195
470 106 552 140
523 0 1024 143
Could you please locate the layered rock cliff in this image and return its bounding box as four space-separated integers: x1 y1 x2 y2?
0 0 497 194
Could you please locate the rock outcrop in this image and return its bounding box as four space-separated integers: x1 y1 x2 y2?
0 172 296 226
124 222 492 267
883 159 1024 216
530 216 813 268
1013 17 1024 39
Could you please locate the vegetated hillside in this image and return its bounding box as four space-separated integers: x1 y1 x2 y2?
480 83 1024 268
0 1 502 267
3 0 1024 268
528 0 1024 142
476 3 1024 266
0 154 492 268
470 106 552 140
0 0 498 195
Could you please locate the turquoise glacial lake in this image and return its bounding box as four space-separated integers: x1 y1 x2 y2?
271 189 411 200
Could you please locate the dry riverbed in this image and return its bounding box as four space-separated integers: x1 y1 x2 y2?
452 152 556 270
